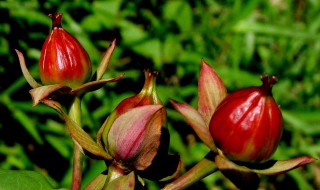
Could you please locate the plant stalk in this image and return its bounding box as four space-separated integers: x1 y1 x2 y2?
162 152 218 190
68 96 84 190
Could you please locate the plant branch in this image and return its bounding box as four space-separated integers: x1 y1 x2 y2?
162 152 218 190
68 96 84 190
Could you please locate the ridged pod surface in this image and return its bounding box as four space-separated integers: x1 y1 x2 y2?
209 75 282 163
39 13 92 88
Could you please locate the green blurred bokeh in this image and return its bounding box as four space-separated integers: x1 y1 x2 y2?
0 0 319 189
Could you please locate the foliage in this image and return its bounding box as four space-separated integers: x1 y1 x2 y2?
0 0 319 189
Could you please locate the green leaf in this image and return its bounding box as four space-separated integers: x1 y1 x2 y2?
163 1 193 32
93 0 122 17
0 170 54 190
119 21 148 44
131 38 162 68
85 172 108 190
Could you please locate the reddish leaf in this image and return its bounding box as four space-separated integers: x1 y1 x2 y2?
198 59 227 126
95 39 116 80
215 154 316 176
170 99 216 151
72 74 124 96
29 84 71 106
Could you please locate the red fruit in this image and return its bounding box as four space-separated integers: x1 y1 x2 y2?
209 75 282 163
39 13 92 88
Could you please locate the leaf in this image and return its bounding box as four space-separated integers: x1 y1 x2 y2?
105 172 135 190
85 172 108 190
29 74 124 107
119 21 148 44
15 49 41 89
29 84 71 106
170 99 216 151
95 39 116 80
198 59 227 126
131 38 162 68
215 154 316 176
163 1 193 32
41 99 112 160
252 156 316 175
0 170 54 190
215 155 259 190
162 152 217 190
72 74 125 96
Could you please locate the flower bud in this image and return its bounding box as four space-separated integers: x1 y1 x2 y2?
39 13 92 88
100 70 166 170
209 75 282 163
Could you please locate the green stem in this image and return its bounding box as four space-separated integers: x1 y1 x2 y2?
68 96 84 190
162 152 218 190
103 161 126 189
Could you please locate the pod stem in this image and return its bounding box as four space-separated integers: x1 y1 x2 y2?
49 13 62 28
260 75 277 94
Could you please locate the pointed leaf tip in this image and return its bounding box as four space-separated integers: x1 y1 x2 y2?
15 49 41 88
253 156 316 175
96 39 117 80
198 59 227 126
29 84 70 106
215 154 316 176
170 99 216 152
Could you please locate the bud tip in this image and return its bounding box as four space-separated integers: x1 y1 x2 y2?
49 13 62 28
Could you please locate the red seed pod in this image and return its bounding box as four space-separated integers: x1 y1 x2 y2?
39 13 92 88
209 75 282 163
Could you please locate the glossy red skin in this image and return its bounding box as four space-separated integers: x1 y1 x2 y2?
39 19 91 88
209 86 282 163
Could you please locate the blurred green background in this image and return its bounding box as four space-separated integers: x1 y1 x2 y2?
0 0 319 189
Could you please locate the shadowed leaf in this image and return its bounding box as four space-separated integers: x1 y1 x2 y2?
29 84 71 106
41 99 112 160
